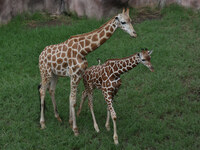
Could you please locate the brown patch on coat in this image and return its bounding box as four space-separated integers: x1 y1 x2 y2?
53 63 57 68
113 64 118 71
62 62 68 68
57 58 63 64
85 47 91 53
105 25 109 31
67 48 72 57
58 46 62 51
57 53 61 57
80 50 87 56
72 51 77 57
61 53 66 57
85 40 90 46
47 62 51 67
80 41 84 48
72 43 78 49
63 45 67 51
77 54 82 63
69 59 72 66
47 49 51 53
100 30 105 38
106 32 112 37
92 34 98 41
47 55 51 60
73 59 77 65
68 40 73 47
81 62 88 70
100 38 107 45
57 65 61 70
91 43 98 50
110 26 114 32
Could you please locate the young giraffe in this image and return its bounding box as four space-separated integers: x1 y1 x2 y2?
38 8 137 136
77 48 154 144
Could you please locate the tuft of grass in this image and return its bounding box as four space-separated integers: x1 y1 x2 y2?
0 4 199 150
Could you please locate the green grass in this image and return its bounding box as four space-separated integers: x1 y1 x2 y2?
0 4 200 150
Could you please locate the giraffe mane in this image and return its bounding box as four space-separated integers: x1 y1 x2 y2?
70 16 116 39
105 53 138 62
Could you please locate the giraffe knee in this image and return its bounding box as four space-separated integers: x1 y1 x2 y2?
112 115 117 120
49 89 55 96
71 100 76 107
111 112 117 120
40 89 45 97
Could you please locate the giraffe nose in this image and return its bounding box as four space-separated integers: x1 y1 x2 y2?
132 31 137 38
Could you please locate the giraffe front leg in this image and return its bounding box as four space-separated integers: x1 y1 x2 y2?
105 97 118 145
88 92 100 133
77 90 87 116
39 84 48 129
105 106 110 131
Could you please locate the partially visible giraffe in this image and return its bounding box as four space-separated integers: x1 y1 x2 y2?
38 8 137 136
77 48 154 144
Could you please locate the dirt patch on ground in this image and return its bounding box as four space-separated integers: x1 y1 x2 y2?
133 7 162 23
26 15 73 28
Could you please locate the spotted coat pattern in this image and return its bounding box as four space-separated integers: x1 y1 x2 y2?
38 8 136 137
77 50 154 144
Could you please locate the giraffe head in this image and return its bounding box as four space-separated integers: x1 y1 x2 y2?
114 8 137 38
138 48 154 72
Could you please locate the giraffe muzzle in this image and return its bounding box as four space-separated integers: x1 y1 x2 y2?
149 66 154 72
131 31 137 38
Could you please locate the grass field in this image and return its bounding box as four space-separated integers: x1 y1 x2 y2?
0 4 200 150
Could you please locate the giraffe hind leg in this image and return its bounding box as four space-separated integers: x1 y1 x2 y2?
48 75 62 123
38 83 47 114
88 92 100 133
39 75 51 129
105 106 110 131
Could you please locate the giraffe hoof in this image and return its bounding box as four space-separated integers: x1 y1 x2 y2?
56 116 62 123
113 136 119 145
94 125 100 133
73 128 79 136
114 140 119 145
105 125 110 131
40 122 46 129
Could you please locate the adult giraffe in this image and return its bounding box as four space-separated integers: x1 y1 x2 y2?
38 8 137 136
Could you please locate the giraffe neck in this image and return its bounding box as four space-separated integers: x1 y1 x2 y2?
111 53 140 75
74 17 117 56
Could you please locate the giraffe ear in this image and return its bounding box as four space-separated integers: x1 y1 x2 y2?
122 8 125 14
148 50 153 55
126 8 130 17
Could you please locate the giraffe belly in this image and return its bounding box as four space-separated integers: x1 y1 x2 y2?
52 67 71 77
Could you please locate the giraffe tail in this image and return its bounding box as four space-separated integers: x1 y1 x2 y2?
97 58 101 65
38 83 47 113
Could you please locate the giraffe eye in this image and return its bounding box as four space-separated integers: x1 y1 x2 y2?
121 21 126 25
142 59 146 61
